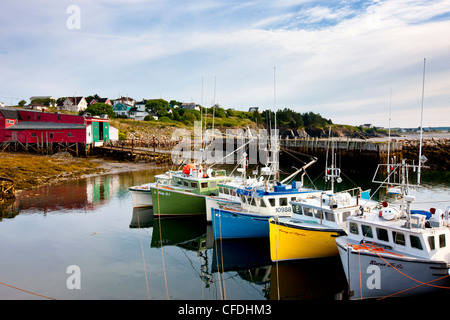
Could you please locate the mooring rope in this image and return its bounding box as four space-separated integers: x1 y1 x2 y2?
156 188 170 300
136 207 150 300
354 242 450 300
0 281 56 300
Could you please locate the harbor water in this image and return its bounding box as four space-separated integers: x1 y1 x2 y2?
0 165 448 300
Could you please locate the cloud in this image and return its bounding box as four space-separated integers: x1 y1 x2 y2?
0 0 449 128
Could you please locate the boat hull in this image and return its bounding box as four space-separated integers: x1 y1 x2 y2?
129 186 153 207
336 238 450 300
151 186 206 217
269 218 345 261
212 208 288 239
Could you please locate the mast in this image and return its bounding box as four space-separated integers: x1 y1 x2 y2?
387 88 392 185
418 58 426 184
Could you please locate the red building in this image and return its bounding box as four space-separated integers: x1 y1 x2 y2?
0 108 110 151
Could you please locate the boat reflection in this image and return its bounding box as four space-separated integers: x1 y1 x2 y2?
151 215 207 248
129 207 154 228
269 257 347 300
128 208 348 300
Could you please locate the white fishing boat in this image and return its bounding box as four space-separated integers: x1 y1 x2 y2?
335 175 450 299
129 171 175 207
335 152 450 299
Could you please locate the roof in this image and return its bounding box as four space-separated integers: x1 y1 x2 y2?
66 97 85 104
113 103 129 111
6 121 86 130
0 108 21 120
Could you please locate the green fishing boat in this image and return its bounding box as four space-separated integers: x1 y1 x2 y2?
151 163 232 217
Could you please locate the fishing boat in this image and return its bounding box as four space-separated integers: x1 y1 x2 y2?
269 144 378 261
204 153 263 222
211 150 321 239
151 164 233 217
129 171 175 208
335 160 450 299
269 187 377 261
211 181 322 239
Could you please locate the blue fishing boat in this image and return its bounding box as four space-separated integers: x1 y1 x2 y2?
211 181 322 239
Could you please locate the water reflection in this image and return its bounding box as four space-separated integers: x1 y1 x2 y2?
132 206 347 300
2 168 167 219
1 166 446 300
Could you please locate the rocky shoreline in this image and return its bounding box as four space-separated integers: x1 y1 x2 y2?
0 152 161 194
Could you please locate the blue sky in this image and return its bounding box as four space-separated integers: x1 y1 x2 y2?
1 0 449 128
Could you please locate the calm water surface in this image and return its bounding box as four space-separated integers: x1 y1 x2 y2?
0 166 448 300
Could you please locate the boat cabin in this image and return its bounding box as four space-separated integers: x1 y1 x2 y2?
290 189 374 230
169 170 232 196
346 211 450 260
234 181 320 216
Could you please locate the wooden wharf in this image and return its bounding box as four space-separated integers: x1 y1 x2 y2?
0 177 15 204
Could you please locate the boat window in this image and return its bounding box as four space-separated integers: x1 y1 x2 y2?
303 207 313 217
223 188 229 195
349 222 359 235
259 199 266 207
209 181 217 188
376 228 389 242
293 205 302 214
410 235 423 250
439 234 446 248
184 181 189 186
291 197 297 202
361 225 373 238
231 190 236 196
250 197 256 206
314 209 323 219
342 211 351 222
268 198 275 207
325 211 335 221
279 198 288 206
393 231 405 246
428 236 435 250
177 179 182 185
191 182 198 188
201 182 208 189
219 187 223 193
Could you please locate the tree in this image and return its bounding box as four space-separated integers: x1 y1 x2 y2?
81 103 115 118
252 110 263 124
169 100 182 107
85 94 100 105
18 100 26 106
146 99 169 117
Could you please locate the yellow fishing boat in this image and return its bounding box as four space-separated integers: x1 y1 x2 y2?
269 188 377 261
269 217 346 261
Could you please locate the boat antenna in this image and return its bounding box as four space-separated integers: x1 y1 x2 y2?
418 58 426 184
387 88 392 185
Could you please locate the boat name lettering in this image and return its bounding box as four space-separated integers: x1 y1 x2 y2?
369 260 403 269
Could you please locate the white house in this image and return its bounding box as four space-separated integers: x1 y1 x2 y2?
128 100 149 120
61 97 88 113
113 96 135 107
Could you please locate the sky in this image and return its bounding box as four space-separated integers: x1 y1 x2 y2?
0 0 449 128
